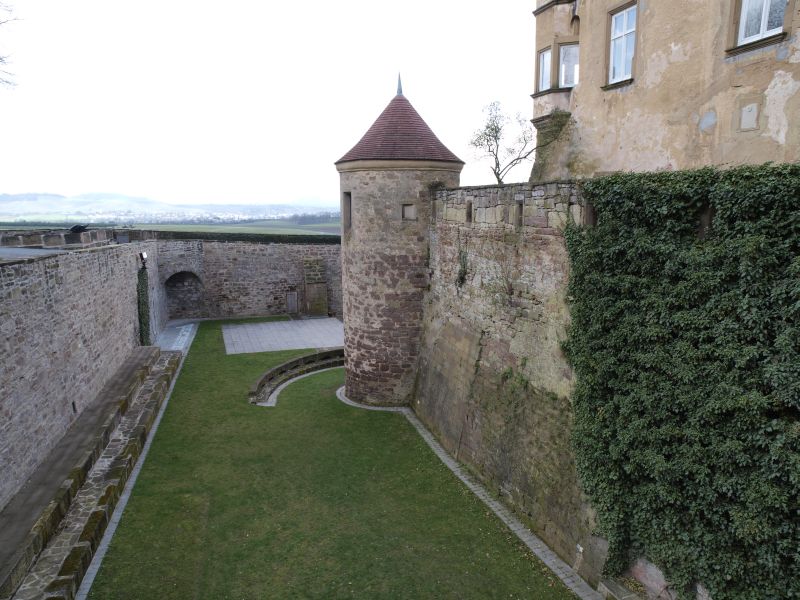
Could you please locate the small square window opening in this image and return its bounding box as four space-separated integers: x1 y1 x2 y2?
402 204 417 221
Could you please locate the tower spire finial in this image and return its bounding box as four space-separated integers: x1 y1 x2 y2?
397 73 403 96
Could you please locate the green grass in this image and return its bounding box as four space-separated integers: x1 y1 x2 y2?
88 320 575 599
135 220 341 235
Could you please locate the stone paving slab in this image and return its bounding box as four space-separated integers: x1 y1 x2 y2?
155 322 198 353
222 318 344 354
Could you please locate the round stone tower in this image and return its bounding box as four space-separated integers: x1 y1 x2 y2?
335 79 464 406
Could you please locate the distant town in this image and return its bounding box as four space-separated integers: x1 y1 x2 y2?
0 192 339 225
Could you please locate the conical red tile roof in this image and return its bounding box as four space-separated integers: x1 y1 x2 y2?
336 93 463 165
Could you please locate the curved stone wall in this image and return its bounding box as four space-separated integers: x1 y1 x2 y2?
338 163 460 406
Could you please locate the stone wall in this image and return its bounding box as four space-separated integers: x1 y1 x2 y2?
413 182 607 585
338 163 462 406
0 241 165 512
156 240 342 319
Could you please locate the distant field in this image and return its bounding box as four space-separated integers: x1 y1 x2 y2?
134 221 341 235
0 220 341 235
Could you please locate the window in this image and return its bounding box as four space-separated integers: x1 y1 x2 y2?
559 44 580 88
609 5 636 84
342 192 352 232
401 203 417 221
738 0 787 45
538 48 552 92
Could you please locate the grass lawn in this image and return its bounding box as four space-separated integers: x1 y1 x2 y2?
88 320 575 599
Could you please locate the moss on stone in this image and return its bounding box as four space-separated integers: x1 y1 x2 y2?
57 544 91 578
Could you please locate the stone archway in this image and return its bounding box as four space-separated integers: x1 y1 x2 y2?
165 271 205 319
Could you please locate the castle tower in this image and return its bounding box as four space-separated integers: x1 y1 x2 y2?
335 79 464 406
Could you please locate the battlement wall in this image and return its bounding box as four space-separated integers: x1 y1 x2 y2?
156 240 342 319
0 241 166 511
414 181 606 584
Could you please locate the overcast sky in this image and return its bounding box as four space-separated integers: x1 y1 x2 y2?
1 1 536 206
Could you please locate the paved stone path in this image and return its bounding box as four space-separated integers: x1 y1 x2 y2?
222 318 344 354
155 321 198 353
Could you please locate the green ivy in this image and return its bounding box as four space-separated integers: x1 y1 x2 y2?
563 164 800 599
137 266 151 346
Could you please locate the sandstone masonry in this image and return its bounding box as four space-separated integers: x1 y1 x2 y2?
413 182 606 585
157 240 342 319
338 165 461 406
0 241 166 511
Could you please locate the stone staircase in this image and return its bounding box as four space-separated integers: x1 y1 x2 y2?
0 347 182 600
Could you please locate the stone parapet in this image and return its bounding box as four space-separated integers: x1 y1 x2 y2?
0 242 166 514
415 181 607 585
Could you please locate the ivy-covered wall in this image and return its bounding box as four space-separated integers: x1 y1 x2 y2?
564 164 800 599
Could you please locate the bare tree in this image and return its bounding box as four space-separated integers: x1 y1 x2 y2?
469 101 535 184
0 3 14 86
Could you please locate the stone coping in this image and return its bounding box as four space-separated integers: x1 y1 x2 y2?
0 347 166 600
247 348 344 404
9 351 182 600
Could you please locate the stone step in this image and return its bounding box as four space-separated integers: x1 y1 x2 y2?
8 350 181 600
0 347 169 600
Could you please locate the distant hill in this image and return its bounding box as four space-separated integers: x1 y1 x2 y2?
0 193 337 223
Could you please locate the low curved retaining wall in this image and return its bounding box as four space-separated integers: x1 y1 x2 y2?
248 348 344 404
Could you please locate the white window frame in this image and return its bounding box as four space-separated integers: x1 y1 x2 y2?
538 48 552 92
608 5 637 85
738 0 787 45
559 44 580 88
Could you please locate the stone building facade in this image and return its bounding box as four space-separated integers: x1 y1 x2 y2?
531 0 800 180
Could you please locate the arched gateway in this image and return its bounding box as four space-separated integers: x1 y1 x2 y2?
164 271 205 319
